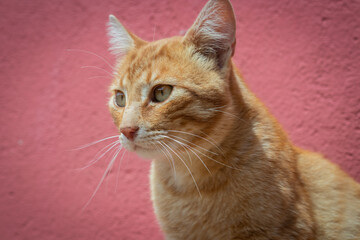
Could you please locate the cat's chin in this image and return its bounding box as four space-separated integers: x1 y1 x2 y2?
134 146 159 160
122 143 158 160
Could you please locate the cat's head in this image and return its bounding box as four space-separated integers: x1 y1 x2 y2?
107 0 237 159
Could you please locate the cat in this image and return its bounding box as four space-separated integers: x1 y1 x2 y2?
106 0 360 239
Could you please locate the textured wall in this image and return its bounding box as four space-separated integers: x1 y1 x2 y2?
1 0 359 239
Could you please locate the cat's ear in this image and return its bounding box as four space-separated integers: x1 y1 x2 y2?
184 0 236 69
107 15 145 58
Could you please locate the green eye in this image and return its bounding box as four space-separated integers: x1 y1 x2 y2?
114 91 126 107
153 85 173 103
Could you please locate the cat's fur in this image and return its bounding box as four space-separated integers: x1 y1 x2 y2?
107 0 360 239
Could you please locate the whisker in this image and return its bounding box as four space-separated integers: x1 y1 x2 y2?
88 75 110 80
165 134 219 156
75 140 120 171
82 146 122 210
167 130 223 154
209 105 227 110
80 65 114 78
71 135 120 151
157 141 177 180
152 25 157 42
106 144 123 192
199 130 224 152
162 141 202 198
115 150 127 193
164 134 240 170
190 146 241 171
164 137 192 164
209 109 248 124
162 135 211 175
66 49 114 70
183 144 192 164
183 144 212 175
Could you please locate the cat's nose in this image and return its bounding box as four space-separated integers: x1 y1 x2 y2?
120 126 139 141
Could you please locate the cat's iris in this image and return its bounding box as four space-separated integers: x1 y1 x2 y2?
153 85 172 103
114 91 126 107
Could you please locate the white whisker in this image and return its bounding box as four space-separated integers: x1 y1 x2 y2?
190 145 241 170
75 140 120 171
199 129 223 152
184 144 212 175
209 109 248 124
209 105 227 110
183 144 192 164
71 135 120 150
158 141 177 180
162 141 202 198
66 49 114 70
152 25 157 42
80 65 114 78
82 146 122 210
162 135 211 175
167 130 223 154
115 150 127 193
166 134 219 156
88 75 110 80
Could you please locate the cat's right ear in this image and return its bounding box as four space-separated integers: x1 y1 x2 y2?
183 0 236 69
107 15 145 58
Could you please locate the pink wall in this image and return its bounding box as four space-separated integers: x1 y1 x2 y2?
1 0 359 239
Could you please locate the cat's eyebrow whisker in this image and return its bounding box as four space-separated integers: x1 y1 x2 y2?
66 49 115 70
71 135 120 151
167 130 223 155
161 135 211 175
82 146 122 211
80 65 114 78
157 141 177 180
75 140 120 171
162 141 202 198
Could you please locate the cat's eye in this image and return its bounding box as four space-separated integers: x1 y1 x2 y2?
114 91 126 107
153 85 173 103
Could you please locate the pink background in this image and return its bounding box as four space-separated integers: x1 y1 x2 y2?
1 0 359 239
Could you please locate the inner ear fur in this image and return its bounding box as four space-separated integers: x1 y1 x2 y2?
184 0 236 69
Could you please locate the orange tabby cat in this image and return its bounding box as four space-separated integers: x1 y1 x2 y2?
107 0 360 239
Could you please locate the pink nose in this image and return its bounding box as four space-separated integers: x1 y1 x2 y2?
120 126 139 141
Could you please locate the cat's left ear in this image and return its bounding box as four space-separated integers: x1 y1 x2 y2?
107 15 146 58
184 0 236 69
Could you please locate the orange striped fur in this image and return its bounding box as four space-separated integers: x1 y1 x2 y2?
107 0 360 239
